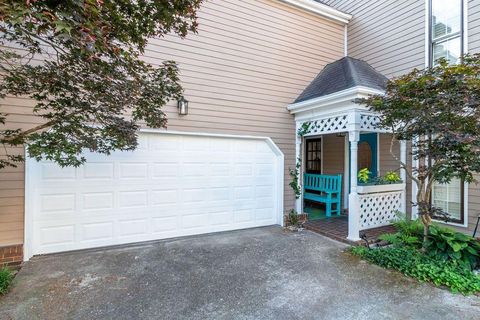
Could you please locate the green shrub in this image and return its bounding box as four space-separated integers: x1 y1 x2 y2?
288 209 299 226
379 219 480 271
0 267 14 295
378 218 423 248
351 246 480 295
424 225 480 271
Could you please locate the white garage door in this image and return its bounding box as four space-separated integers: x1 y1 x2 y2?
25 132 283 258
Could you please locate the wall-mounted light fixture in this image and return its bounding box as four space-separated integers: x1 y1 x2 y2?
177 97 189 116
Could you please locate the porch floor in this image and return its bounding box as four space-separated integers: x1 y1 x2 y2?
303 215 397 245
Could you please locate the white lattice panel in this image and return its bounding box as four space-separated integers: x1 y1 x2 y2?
358 191 402 230
360 114 382 131
306 115 348 135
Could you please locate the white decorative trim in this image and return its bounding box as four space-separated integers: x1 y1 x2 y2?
295 122 303 214
302 114 349 135
287 86 384 114
344 24 348 56
278 0 352 24
23 146 33 262
359 114 382 131
357 183 406 195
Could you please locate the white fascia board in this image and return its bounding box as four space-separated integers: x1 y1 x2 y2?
278 0 352 24
287 86 384 115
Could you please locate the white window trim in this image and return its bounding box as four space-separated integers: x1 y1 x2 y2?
432 182 469 228
415 0 469 226
304 136 324 175
427 0 468 66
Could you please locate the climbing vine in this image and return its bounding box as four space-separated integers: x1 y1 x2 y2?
297 122 312 137
289 157 302 199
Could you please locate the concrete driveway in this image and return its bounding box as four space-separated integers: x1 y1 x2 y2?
1 227 479 320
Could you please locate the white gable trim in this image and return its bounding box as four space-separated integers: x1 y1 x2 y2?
287 86 384 115
278 0 352 24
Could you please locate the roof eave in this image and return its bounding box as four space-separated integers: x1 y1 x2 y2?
287 86 384 114
278 0 352 24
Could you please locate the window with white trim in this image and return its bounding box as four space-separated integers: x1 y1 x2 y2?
429 0 467 225
305 138 322 174
432 178 464 224
430 0 464 65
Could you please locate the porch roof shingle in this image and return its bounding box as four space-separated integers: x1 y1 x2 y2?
294 56 388 103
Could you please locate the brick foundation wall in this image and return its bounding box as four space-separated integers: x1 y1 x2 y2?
0 244 23 267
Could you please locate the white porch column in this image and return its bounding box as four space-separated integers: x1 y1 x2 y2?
348 130 361 241
295 122 303 215
400 140 407 214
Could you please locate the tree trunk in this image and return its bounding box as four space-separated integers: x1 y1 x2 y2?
422 222 430 252
416 177 432 250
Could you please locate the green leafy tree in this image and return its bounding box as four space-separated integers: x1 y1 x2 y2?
360 55 480 247
0 0 203 169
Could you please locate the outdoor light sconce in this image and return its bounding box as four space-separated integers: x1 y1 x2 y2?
177 97 189 116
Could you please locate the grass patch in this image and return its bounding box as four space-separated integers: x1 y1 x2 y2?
0 267 14 295
351 246 480 295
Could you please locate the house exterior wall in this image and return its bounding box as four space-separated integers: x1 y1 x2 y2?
322 135 346 176
323 0 426 78
0 0 346 249
325 0 480 234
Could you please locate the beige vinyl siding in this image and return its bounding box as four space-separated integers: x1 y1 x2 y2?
469 0 480 53
324 0 425 78
321 135 346 209
378 134 413 217
321 135 346 176
378 134 399 177
461 0 480 234
467 180 480 233
0 0 345 245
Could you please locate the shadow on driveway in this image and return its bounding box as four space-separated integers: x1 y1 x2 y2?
1 226 479 319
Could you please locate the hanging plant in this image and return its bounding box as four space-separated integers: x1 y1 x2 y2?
289 157 302 199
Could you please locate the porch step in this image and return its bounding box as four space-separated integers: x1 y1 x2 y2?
304 217 397 246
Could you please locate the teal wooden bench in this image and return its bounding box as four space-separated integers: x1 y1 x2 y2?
303 174 342 217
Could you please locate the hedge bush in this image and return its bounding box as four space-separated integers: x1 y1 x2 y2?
351 246 480 295
378 219 480 271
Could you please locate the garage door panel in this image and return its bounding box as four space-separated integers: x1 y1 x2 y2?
40 163 77 180
27 133 282 257
82 192 114 210
82 222 114 241
40 193 76 213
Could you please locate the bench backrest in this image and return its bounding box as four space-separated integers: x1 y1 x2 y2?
304 174 342 193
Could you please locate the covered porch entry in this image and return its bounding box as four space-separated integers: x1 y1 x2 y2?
288 57 408 241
